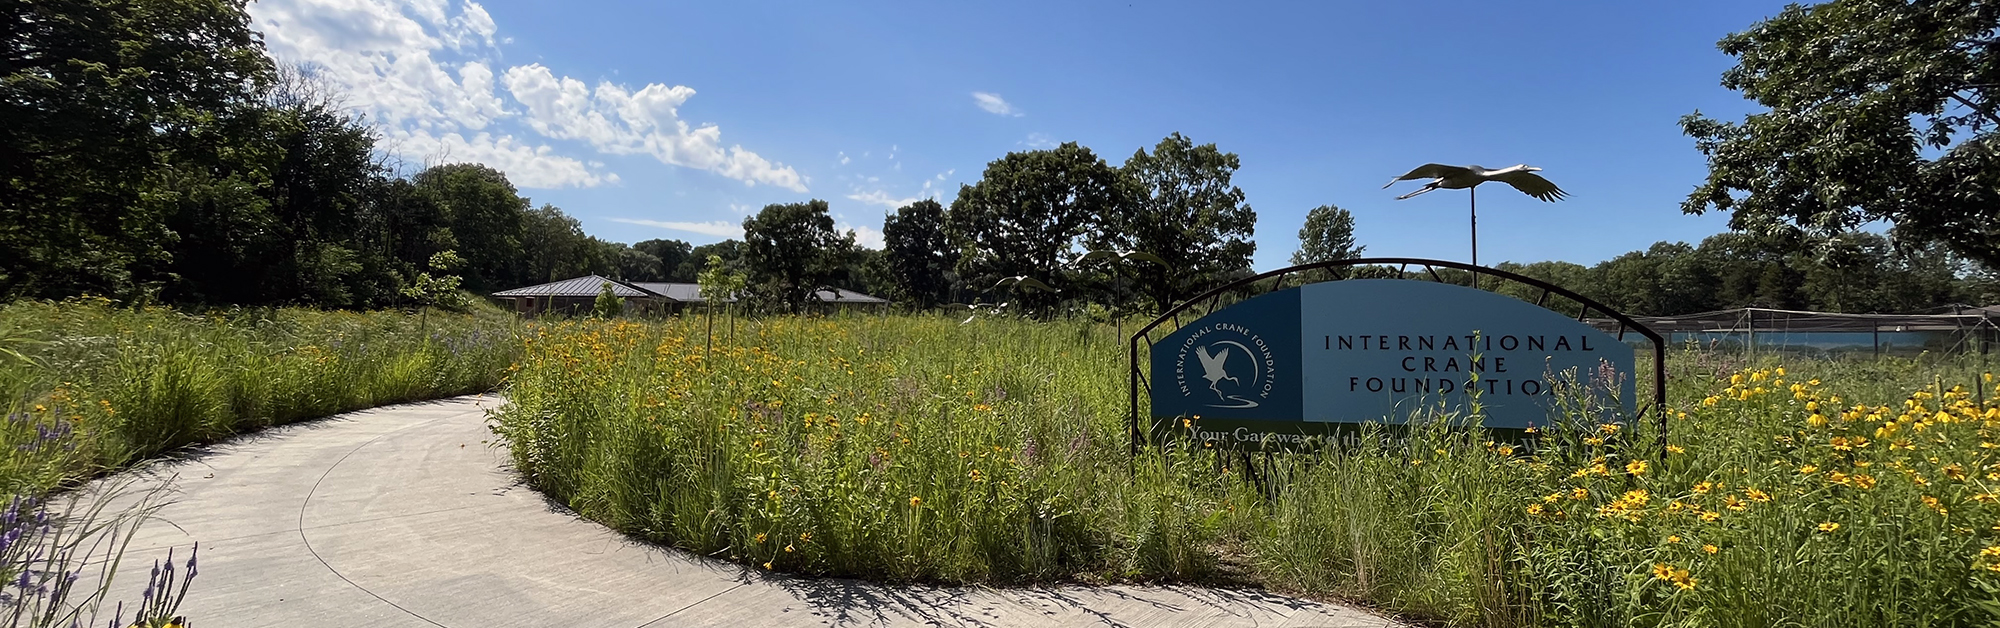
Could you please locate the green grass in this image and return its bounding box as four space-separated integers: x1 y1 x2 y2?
492 313 2000 627
0 298 520 495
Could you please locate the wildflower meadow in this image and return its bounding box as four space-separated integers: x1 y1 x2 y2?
492 313 2000 627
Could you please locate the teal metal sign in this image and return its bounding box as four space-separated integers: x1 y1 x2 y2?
1150 279 1634 447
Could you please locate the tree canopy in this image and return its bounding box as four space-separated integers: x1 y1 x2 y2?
882 200 958 310
947 142 1123 309
742 200 856 311
1682 0 2000 268
1292 205 1364 266
2 0 1991 318
1105 133 1257 311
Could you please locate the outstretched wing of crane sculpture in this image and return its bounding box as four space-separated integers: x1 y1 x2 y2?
1384 163 1567 202
1486 167 1568 202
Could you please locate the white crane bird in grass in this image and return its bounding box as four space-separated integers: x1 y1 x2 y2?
1383 163 1567 288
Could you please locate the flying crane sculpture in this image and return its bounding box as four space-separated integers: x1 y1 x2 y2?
1383 163 1567 288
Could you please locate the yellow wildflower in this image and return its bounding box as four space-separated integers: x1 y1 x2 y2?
1672 571 1697 590
1923 495 1948 516
1818 522 1841 533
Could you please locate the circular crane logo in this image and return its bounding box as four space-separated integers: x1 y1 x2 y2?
1174 323 1275 409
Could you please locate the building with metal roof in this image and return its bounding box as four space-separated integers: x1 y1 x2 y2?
627 282 734 304
813 287 889 306
491 276 888 316
492 275 670 316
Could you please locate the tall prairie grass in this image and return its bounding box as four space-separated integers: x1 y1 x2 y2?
0 298 519 494
493 313 2000 627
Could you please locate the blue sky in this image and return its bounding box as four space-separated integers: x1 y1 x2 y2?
250 0 1798 271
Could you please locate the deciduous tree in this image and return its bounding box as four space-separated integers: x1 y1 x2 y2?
1682 0 2000 268
1106 133 1256 311
1292 205 1364 266
414 164 528 294
0 0 273 300
947 143 1122 310
882 200 958 309
633 239 693 281
742 200 855 311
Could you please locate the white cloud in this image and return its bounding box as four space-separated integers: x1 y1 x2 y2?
846 189 923 210
251 0 509 132
609 218 743 238
845 224 885 250
500 64 806 192
1022 132 1056 148
972 92 1023 117
250 0 803 192
837 151 850 165
386 128 613 188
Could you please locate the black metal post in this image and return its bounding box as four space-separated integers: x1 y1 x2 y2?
1470 186 1479 290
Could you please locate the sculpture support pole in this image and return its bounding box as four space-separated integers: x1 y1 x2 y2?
1469 185 1479 290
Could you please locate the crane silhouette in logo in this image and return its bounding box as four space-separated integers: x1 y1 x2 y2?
1194 344 1240 400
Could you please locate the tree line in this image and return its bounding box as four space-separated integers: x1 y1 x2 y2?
5 0 1994 317
1 0 716 308
707 134 1258 315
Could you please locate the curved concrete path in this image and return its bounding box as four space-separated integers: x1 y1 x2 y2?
97 396 1402 627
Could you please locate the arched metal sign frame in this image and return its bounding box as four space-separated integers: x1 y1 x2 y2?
1127 257 1669 458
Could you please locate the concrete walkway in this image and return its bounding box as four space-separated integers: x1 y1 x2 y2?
97 396 1403 627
